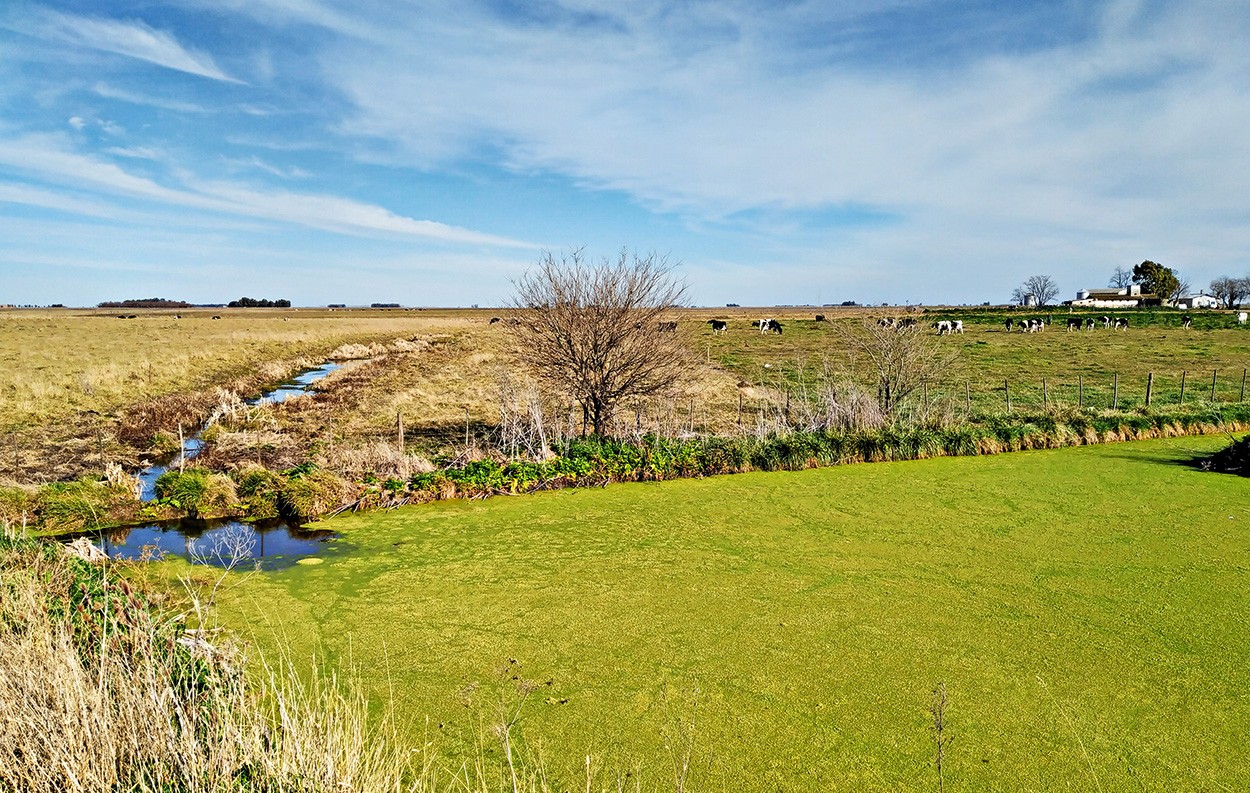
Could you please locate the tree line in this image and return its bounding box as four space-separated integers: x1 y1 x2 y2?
1014 261 1249 308
227 297 291 308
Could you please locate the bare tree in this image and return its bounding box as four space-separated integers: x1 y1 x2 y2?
1210 276 1250 309
1013 275 1060 306
841 321 959 416
506 249 689 437
1167 273 1192 305
1109 266 1133 289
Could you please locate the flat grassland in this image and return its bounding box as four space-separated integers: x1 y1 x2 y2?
4 307 1250 482
215 436 1250 791
0 308 471 427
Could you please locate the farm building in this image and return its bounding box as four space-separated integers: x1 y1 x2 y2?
1174 293 1221 309
1070 285 1148 308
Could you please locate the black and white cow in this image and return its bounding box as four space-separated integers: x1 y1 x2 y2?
1100 315 1112 329
1181 314 1192 330
1085 318 1096 330
814 314 826 322
1066 317 1083 332
758 318 773 334
1114 317 1129 330
1004 318 1013 332
766 318 784 335
707 319 728 334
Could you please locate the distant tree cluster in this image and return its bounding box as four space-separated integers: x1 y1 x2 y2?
98 298 191 308
1209 275 1250 309
227 297 291 308
370 303 402 308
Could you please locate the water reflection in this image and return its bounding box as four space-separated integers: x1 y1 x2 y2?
91 519 337 570
97 361 347 568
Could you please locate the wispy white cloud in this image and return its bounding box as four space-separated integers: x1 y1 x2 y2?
0 181 124 219
105 146 164 160
92 82 207 113
0 134 535 248
222 155 311 179
5 7 242 83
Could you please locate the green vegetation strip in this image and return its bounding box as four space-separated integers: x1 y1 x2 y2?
217 436 1250 791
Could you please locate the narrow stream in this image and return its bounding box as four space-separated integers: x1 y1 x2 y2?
91 361 344 569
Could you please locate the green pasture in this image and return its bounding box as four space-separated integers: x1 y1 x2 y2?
216 436 1250 791
694 317 1250 415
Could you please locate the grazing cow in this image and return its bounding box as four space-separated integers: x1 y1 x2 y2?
934 320 952 335
876 317 897 328
1239 312 1248 325
952 320 964 334
1114 317 1129 330
814 314 826 322
127 315 137 319
1085 318 1096 330
211 315 221 320
1066 317 1083 332
1181 314 1192 330
901 318 918 328
489 316 500 324
1100 315 1112 329
757 318 774 334
1004 318 1013 332
657 321 678 332
766 318 784 335
707 319 728 334
173 314 181 320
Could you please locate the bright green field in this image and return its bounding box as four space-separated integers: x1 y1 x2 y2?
217 437 1250 791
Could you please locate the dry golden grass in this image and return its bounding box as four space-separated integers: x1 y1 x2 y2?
0 308 477 481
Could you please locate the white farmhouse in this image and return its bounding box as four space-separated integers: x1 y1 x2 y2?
1070 285 1145 308
1174 293 1221 309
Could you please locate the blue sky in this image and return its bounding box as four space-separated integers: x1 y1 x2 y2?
2 0 1248 307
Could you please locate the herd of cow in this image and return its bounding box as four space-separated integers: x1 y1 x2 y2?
704 318 784 334
488 311 1250 335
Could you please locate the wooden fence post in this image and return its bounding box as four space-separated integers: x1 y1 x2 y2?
1005 379 1011 413
1112 373 1119 410
965 381 971 413
1145 373 1153 407
1241 368 1247 402
397 411 404 451
1042 377 1048 407
1180 371 1186 404
1078 375 1083 408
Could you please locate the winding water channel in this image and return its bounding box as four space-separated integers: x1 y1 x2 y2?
89 361 344 569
